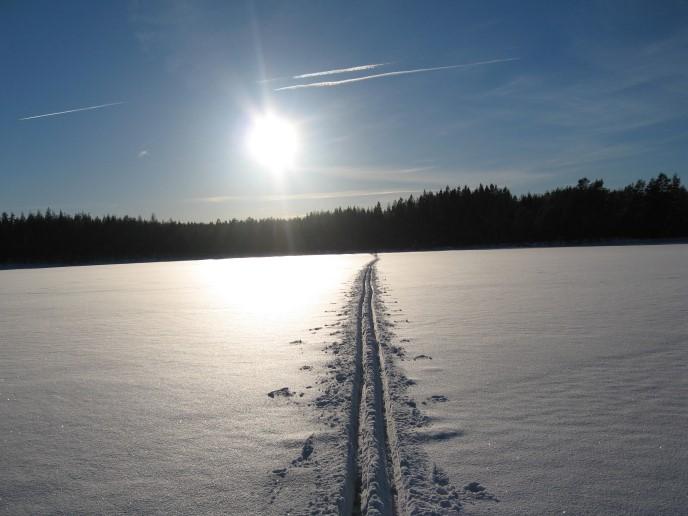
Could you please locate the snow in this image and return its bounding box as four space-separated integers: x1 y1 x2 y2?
0 255 369 514
376 244 688 515
2 244 687 514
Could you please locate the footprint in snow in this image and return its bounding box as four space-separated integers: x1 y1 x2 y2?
462 481 499 501
268 387 294 398
292 435 314 465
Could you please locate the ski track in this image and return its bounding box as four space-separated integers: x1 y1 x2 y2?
270 259 464 515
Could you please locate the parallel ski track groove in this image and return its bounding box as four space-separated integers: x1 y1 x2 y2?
342 260 404 516
370 267 409 516
340 265 367 515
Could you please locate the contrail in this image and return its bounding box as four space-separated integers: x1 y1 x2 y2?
19 101 126 121
259 63 388 83
275 58 520 91
293 62 389 79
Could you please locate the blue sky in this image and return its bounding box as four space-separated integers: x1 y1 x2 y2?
2 1 687 221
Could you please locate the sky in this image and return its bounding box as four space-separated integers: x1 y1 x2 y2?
2 0 687 221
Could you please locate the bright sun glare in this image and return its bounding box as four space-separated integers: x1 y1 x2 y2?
246 114 299 173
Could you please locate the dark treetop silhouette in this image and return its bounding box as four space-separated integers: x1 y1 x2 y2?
1 174 686 266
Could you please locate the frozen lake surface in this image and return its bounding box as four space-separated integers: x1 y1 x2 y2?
1 244 687 514
377 244 688 515
0 255 369 514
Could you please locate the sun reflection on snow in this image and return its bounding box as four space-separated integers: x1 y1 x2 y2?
196 255 353 322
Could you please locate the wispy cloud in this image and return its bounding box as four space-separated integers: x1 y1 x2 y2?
138 150 149 158
299 165 437 182
19 101 126 121
189 189 417 204
293 63 389 79
275 58 520 91
303 164 548 189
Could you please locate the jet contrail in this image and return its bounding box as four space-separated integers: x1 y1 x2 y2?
293 62 389 79
275 58 520 91
19 101 126 121
258 63 389 84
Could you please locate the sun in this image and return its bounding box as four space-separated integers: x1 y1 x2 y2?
246 113 299 172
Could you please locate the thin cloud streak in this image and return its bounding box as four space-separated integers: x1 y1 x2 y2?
275 58 520 91
189 189 417 204
19 101 126 121
293 62 389 79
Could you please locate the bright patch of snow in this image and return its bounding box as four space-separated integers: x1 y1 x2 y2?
0 255 368 514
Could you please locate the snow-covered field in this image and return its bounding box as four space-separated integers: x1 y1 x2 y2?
0 255 369 514
377 245 688 515
1 244 686 515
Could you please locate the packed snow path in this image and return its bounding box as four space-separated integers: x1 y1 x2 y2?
338 260 461 516
266 258 463 515
342 260 399 515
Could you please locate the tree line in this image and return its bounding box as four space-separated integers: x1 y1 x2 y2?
1 173 686 265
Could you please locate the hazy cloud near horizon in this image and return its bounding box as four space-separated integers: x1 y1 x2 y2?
188 189 417 204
